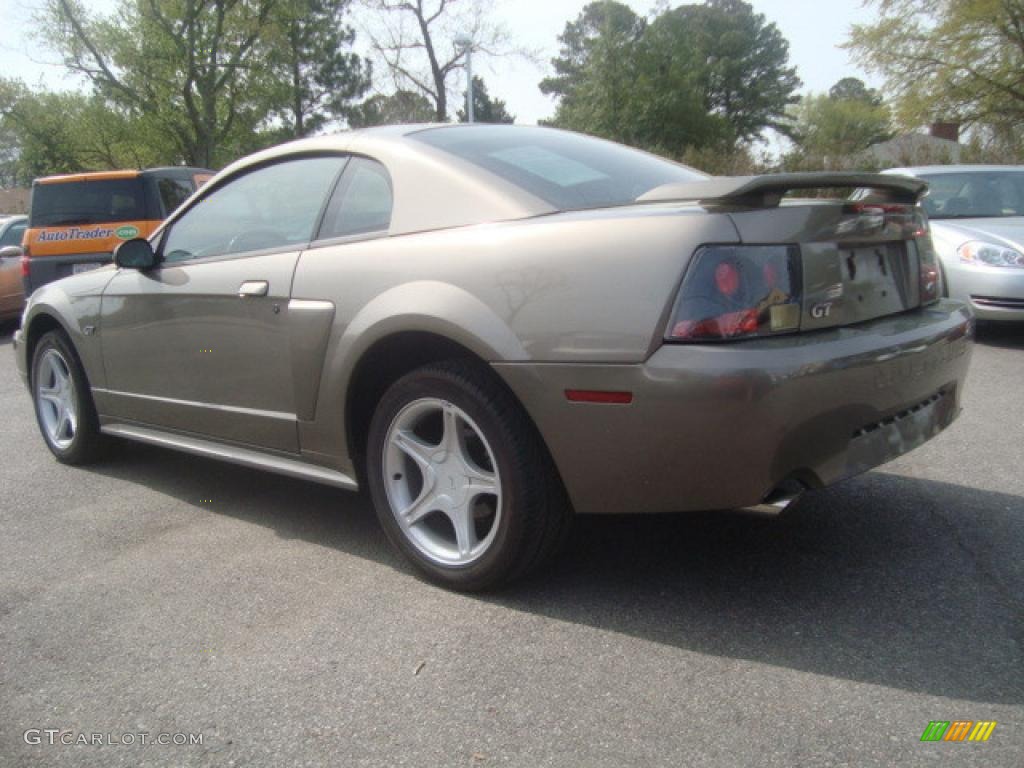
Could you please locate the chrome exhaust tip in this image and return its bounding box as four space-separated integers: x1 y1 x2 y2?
739 481 806 516
739 494 801 516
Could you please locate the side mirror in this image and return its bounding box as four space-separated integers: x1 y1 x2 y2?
0 245 21 259
114 238 157 270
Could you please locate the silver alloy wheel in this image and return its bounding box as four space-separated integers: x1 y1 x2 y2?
383 398 502 566
35 348 78 450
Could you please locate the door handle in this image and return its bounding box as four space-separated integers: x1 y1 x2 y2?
238 280 269 297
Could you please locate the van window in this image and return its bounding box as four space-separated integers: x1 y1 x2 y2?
30 179 147 227
157 178 195 216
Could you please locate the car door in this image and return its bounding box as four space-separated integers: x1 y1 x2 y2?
97 155 347 452
0 219 26 315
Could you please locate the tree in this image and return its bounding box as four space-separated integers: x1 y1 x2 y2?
540 0 645 121
264 0 372 137
0 78 165 184
41 0 281 167
38 0 369 168
347 89 436 126
846 0 1024 135
457 76 514 123
361 0 518 122
670 0 801 142
786 88 892 169
541 0 799 155
829 76 882 106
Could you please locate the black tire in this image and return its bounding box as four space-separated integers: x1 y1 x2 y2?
30 329 107 465
366 359 572 591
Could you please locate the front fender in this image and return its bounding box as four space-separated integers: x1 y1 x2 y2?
21 270 115 388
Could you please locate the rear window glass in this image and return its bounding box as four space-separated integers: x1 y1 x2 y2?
412 126 706 211
30 178 147 227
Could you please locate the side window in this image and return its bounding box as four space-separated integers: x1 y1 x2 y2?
157 178 195 216
161 156 345 263
319 157 392 240
0 222 26 247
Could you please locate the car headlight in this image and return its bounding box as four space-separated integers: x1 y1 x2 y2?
957 240 1024 268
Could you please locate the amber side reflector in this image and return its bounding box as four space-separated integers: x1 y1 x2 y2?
565 389 633 404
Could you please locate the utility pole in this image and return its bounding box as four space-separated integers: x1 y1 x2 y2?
454 35 474 123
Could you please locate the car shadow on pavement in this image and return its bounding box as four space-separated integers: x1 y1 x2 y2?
974 320 1024 350
84 443 1023 707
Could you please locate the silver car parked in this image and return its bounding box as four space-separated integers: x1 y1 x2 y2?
14 125 973 590
886 165 1024 320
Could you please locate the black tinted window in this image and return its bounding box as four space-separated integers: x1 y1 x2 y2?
162 156 345 262
157 177 195 216
319 158 392 239
413 126 706 211
30 178 146 226
0 221 25 247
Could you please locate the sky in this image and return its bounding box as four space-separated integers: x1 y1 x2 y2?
0 0 882 139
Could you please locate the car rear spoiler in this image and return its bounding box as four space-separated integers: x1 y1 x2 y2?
636 172 928 208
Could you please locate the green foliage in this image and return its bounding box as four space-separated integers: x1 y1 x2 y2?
264 0 371 137
785 79 893 170
541 0 800 159
27 0 369 171
0 77 167 185
457 77 514 124
828 77 882 106
846 0 1024 141
348 90 436 127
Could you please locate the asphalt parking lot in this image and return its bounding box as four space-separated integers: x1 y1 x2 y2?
0 322 1021 768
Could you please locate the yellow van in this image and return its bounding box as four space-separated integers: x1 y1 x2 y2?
22 167 212 293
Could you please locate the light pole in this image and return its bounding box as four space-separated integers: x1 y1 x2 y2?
454 35 474 123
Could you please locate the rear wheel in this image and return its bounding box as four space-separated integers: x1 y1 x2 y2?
366 360 571 591
31 330 106 464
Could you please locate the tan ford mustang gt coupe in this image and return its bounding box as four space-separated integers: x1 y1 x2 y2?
14 125 974 590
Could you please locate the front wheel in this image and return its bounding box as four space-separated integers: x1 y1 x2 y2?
366 360 571 591
31 330 106 464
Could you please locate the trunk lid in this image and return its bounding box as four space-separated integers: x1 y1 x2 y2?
640 172 936 332
729 201 933 330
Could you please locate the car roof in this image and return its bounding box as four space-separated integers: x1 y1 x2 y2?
199 124 561 236
885 165 1024 177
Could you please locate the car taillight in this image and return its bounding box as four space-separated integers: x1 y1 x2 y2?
20 247 30 279
916 231 941 306
666 245 802 342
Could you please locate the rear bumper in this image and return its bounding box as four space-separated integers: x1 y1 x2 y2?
24 253 112 295
494 300 974 515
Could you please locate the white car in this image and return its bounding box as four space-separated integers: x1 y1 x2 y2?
886 165 1024 320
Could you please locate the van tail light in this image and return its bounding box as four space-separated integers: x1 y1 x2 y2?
20 247 30 279
666 245 802 342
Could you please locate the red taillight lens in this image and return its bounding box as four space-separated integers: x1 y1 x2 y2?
20 251 30 279
913 215 941 305
666 245 802 342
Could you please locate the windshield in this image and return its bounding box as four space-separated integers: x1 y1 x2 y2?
413 126 707 211
919 171 1024 219
30 178 147 227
